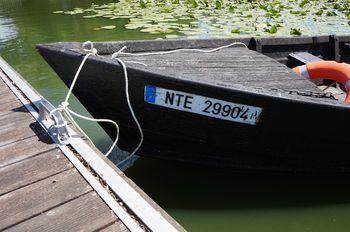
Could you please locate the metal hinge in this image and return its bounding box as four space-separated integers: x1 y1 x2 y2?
38 99 70 145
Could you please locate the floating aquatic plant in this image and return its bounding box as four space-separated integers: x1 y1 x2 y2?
54 0 350 38
231 28 240 34
101 25 117 29
290 28 302 36
93 25 117 30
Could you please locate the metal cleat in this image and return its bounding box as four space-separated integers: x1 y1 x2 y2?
38 99 70 145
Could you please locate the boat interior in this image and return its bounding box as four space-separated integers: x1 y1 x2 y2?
41 35 350 104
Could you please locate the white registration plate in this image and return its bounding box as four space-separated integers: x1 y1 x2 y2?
144 85 263 125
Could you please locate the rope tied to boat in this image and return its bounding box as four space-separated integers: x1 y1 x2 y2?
51 40 248 159
111 41 247 58
50 41 121 157
110 55 144 158
82 41 98 56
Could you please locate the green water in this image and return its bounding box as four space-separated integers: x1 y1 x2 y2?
1 0 350 231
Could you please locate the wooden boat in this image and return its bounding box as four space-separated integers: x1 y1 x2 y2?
37 35 350 174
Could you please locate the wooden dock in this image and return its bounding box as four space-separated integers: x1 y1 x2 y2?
0 57 184 232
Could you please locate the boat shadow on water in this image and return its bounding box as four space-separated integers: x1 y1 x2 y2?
125 157 350 210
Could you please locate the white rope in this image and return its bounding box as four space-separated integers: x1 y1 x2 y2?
64 53 92 103
52 40 247 159
66 107 119 156
109 41 247 159
114 42 247 57
112 57 144 156
51 41 119 157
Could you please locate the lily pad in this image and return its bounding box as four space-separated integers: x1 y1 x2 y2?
265 25 278 34
54 0 350 38
231 28 240 34
83 15 99 18
100 25 117 29
165 34 180 38
290 28 302 36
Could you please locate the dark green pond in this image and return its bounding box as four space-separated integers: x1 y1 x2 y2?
1 0 350 231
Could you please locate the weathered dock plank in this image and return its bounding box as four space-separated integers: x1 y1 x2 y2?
0 76 124 231
99 222 129 232
0 121 45 147
0 56 184 232
0 99 23 116
0 90 22 104
0 169 92 230
0 149 72 195
4 192 118 232
0 133 56 168
0 108 34 127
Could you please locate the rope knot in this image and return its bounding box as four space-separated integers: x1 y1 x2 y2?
60 101 69 109
111 46 127 59
82 41 97 55
49 101 69 117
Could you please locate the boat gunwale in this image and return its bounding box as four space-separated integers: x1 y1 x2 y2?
40 34 350 54
36 38 350 110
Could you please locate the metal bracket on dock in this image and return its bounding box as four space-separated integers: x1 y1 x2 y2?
38 100 70 145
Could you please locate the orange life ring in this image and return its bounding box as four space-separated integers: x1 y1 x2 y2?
293 61 350 103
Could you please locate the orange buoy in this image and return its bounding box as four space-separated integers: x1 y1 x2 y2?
293 61 350 103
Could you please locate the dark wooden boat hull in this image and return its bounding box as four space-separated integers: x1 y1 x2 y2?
37 36 350 174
